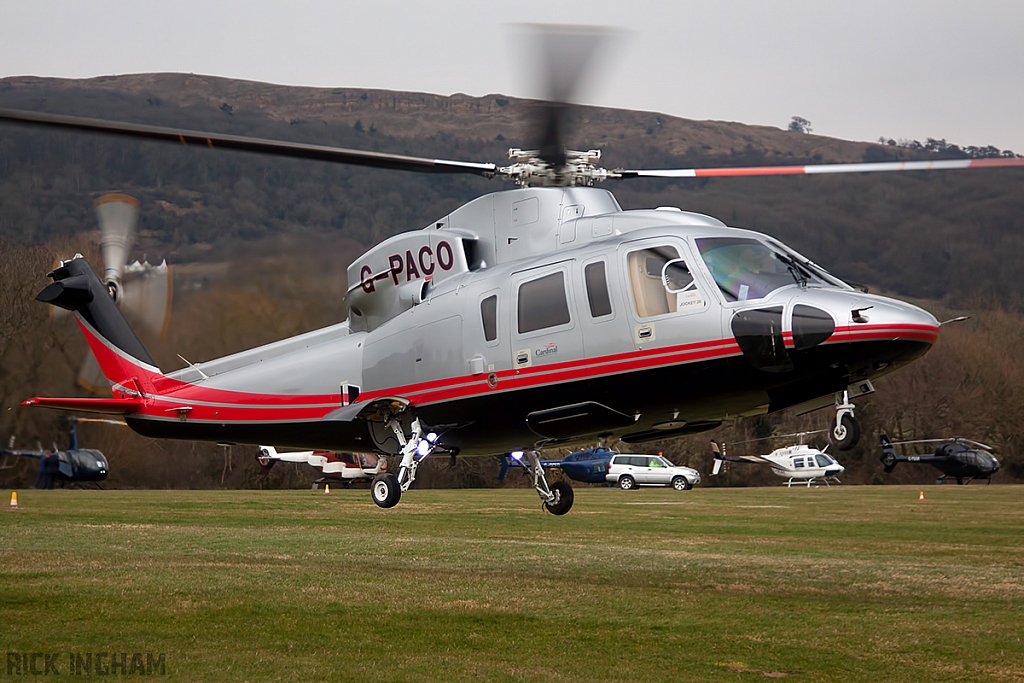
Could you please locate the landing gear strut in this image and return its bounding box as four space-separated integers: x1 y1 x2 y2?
516 451 574 515
828 390 862 451
371 417 437 509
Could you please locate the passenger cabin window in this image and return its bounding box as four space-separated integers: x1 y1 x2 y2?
794 458 805 468
518 272 571 334
480 295 498 342
584 261 613 317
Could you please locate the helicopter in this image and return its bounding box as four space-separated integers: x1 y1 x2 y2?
5 26 1022 515
1 418 118 488
880 434 999 485
256 445 387 489
710 433 844 487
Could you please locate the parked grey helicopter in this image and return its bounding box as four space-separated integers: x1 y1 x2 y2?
880 434 999 484
5 28 1022 514
1 418 118 488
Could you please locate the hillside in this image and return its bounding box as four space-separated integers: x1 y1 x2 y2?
2 73 1024 307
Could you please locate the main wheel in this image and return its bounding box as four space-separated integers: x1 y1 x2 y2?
671 476 690 491
618 474 636 491
544 480 574 515
828 414 861 451
371 474 401 509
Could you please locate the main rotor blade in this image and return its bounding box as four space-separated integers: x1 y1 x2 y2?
0 108 497 177
526 24 610 168
619 157 1024 179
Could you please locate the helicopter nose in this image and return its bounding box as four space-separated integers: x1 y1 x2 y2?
830 294 940 345
825 466 844 477
783 290 940 367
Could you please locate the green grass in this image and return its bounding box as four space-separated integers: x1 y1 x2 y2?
1 486 1022 682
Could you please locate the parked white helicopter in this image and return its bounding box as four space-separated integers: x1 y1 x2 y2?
256 446 386 488
711 432 845 487
5 27 1021 514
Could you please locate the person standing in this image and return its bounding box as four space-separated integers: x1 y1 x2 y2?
42 452 60 489
32 453 48 488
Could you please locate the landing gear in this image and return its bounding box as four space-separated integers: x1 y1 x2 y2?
370 416 439 509
371 474 401 508
545 481 574 515
513 451 575 515
829 390 862 451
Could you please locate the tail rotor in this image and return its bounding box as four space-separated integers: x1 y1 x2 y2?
48 194 173 393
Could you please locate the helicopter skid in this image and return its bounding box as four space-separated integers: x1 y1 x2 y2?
785 475 841 488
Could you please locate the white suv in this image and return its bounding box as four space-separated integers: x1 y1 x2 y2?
606 454 701 491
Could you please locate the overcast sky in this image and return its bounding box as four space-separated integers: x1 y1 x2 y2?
2 0 1022 153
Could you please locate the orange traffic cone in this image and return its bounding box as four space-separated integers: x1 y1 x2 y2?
324 484 331 495
919 491 925 501
8 492 18 510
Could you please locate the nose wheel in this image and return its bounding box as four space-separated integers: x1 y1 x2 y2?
828 390 862 451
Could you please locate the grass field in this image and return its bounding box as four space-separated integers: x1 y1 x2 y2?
2 486 1022 682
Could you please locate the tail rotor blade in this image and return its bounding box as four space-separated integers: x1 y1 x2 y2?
94 194 139 297
120 260 173 338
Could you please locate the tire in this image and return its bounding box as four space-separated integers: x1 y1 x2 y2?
828 414 861 451
371 474 401 509
671 476 690 491
544 481 574 515
618 474 636 491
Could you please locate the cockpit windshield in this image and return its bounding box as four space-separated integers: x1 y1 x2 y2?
695 237 847 302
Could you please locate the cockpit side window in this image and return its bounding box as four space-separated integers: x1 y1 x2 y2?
627 246 678 318
626 245 708 319
815 454 832 468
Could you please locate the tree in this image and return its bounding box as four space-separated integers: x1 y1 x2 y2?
788 116 812 134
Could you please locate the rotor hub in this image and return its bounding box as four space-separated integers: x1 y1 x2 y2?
499 148 619 187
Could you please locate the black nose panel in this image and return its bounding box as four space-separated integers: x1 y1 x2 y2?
792 304 835 350
731 306 793 373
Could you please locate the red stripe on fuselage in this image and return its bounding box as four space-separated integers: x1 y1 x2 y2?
77 319 938 423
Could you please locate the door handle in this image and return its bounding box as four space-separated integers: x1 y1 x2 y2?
637 326 653 340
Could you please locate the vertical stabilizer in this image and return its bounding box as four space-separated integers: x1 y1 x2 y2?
36 256 158 377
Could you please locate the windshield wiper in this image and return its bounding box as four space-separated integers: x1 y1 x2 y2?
774 252 809 288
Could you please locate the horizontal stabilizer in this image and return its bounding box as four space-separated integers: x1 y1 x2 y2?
22 396 143 415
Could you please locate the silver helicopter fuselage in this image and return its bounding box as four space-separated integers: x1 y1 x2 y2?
34 186 938 457
90 186 937 455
